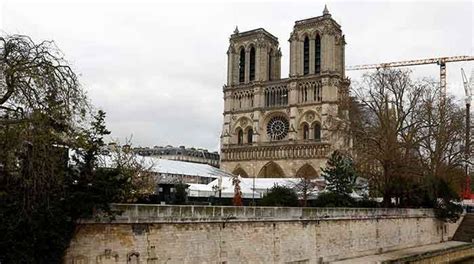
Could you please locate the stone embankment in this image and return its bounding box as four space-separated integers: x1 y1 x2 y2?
65 204 463 264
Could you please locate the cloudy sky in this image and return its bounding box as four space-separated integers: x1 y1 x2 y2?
1 0 473 151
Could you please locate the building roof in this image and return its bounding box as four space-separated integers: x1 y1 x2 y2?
99 155 232 178
230 28 279 43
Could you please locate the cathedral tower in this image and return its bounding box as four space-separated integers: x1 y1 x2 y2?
220 6 351 178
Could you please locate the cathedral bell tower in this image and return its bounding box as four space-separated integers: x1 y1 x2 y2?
220 6 351 178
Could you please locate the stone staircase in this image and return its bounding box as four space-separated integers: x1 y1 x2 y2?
453 214 474 242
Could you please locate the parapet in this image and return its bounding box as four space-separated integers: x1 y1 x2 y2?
81 204 435 224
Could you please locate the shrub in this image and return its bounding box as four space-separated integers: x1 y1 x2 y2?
260 185 298 207
311 192 355 207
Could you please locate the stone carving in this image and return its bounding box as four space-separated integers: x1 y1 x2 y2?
127 251 140 264
70 255 88 264
96 249 119 264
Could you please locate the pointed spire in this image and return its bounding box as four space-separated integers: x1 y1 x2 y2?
323 4 330 16
234 26 239 34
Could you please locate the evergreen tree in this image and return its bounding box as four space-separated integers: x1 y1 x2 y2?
321 150 357 197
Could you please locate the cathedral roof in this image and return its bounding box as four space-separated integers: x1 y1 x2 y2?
231 28 279 43
294 5 341 29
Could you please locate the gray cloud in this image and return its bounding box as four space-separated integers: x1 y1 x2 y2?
2 1 473 151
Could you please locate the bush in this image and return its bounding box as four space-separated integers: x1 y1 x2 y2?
355 196 379 208
260 185 298 207
310 192 355 207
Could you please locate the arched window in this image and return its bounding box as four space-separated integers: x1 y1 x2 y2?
268 49 273 81
237 129 244 145
314 123 321 141
239 48 245 83
247 128 253 144
303 36 310 75
249 47 256 81
303 124 309 140
315 34 321 74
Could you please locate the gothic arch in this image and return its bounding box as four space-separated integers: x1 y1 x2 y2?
297 110 320 127
296 164 318 179
238 46 246 83
257 161 285 178
313 122 322 141
300 122 310 140
245 42 257 51
298 31 311 41
262 111 288 125
232 166 249 177
303 36 310 75
249 46 256 81
232 116 253 133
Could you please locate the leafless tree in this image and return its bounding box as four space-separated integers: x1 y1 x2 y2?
415 85 466 192
290 175 319 207
352 69 426 206
103 139 158 201
352 69 467 206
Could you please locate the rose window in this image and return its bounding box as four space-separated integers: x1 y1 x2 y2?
267 116 289 140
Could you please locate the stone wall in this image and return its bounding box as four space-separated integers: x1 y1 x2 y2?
64 204 456 264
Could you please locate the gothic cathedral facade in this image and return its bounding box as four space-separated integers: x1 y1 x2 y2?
220 7 351 178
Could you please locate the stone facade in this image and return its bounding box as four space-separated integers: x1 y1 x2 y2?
64 204 461 264
220 7 351 178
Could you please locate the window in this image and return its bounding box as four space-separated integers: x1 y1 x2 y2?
267 116 289 141
239 48 245 83
303 124 309 140
314 123 321 141
249 47 256 81
315 34 321 74
237 129 244 145
314 81 322 102
303 36 309 75
264 86 288 107
247 128 253 144
268 49 272 81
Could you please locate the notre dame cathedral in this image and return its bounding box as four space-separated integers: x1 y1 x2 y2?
220 6 351 178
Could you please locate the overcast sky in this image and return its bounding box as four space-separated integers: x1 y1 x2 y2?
1 0 473 151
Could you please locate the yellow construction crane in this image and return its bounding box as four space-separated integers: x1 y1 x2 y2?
346 55 474 101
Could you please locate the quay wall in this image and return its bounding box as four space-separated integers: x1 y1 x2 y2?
64 204 460 264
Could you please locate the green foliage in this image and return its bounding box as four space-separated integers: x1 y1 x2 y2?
321 150 358 197
311 192 355 207
0 109 135 263
174 182 188 205
433 178 463 223
260 185 298 207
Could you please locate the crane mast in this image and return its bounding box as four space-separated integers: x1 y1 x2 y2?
461 68 473 199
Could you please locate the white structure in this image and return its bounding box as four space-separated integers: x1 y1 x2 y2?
188 176 326 199
99 155 232 184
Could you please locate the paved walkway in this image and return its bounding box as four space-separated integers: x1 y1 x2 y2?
331 241 471 264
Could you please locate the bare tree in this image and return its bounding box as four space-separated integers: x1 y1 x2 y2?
352 69 426 206
290 175 318 207
103 140 158 201
416 85 466 192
